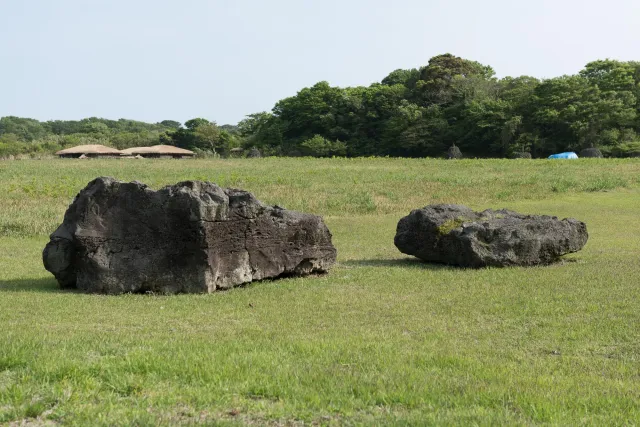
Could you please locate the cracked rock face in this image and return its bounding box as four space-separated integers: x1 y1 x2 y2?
43 177 337 294
394 204 588 268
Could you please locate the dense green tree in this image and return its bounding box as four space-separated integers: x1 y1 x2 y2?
0 117 48 141
170 118 226 153
238 112 284 152
580 60 637 93
184 118 210 131
381 68 420 88
533 74 636 151
158 120 182 129
3 54 640 158
81 121 110 135
300 135 347 157
273 81 345 146
193 122 222 153
411 54 496 106
232 54 640 158
385 104 449 157
110 131 162 149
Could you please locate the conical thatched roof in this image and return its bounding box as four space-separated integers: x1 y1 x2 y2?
120 145 195 156
151 145 195 155
56 144 122 155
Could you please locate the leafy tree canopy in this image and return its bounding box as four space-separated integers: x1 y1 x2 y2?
3 54 640 158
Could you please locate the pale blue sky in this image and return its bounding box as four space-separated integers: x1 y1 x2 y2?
1 0 639 125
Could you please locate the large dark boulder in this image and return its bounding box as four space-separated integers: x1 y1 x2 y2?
394 204 588 268
43 177 337 294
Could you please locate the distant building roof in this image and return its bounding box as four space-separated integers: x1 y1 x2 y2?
120 147 152 155
120 145 195 156
56 144 122 155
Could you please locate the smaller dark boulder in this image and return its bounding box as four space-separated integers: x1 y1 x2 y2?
511 152 532 159
247 148 262 158
579 147 603 158
446 144 462 160
395 204 588 268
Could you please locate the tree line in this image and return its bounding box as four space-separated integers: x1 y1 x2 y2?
2 54 640 158
0 117 241 157
239 54 640 158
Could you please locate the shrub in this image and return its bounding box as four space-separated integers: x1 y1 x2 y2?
601 141 640 158
300 135 347 158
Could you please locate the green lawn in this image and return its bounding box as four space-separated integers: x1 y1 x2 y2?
1 158 639 425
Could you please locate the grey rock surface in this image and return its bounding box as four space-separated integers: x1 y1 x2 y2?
43 177 336 294
247 148 262 158
394 204 588 267
511 152 532 159
446 144 462 159
579 147 603 158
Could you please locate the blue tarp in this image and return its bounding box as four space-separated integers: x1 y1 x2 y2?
548 152 579 159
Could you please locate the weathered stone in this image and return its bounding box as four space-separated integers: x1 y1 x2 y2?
579 147 603 158
511 152 532 159
394 204 588 268
446 144 462 160
43 177 337 294
247 148 262 158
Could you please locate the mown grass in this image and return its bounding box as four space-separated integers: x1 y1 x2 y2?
0 158 639 425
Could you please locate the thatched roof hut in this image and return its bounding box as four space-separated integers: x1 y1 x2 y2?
120 145 195 158
56 144 122 158
120 147 151 156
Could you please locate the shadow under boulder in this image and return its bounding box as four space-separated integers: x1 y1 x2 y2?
394 204 588 268
43 177 337 294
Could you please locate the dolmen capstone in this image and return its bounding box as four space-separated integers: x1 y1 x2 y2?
394 204 588 268
43 177 337 294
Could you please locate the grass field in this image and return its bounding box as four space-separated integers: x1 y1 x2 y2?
1 158 639 425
